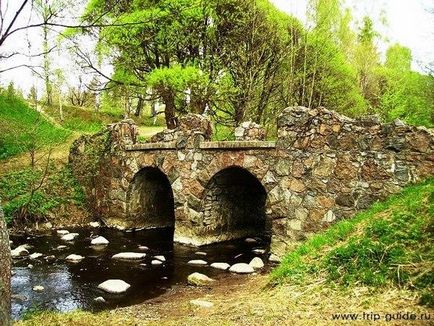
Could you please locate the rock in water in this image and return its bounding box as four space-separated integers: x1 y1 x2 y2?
0 203 11 326
112 252 146 260
94 296 106 303
98 280 130 294
229 263 254 274
249 257 264 269
252 248 266 255
151 260 163 265
89 221 100 228
65 254 84 263
32 285 44 292
244 238 257 244
11 246 29 257
61 233 79 241
56 230 69 235
187 272 215 286
190 299 214 308
195 251 207 256
29 253 43 259
91 236 109 245
210 262 230 270
187 259 207 265
153 255 166 262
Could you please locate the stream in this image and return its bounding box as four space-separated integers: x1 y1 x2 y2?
10 227 270 320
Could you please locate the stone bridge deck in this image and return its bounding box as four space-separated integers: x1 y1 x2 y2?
70 107 434 256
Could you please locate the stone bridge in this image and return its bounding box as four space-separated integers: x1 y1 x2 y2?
69 107 434 256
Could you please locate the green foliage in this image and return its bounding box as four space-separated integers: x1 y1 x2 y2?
0 92 70 159
272 179 434 306
0 165 85 225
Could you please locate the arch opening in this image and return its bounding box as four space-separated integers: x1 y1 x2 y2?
127 167 175 229
202 166 268 242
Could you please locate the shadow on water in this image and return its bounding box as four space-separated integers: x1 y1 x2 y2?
10 227 270 320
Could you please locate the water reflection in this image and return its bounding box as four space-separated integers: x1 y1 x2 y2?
10 227 269 320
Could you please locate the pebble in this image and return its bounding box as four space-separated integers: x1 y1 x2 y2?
32 285 44 292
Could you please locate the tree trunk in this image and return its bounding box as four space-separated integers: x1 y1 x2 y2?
135 96 144 117
162 92 177 129
0 204 11 326
43 24 52 106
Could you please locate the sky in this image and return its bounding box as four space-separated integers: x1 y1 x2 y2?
0 0 433 95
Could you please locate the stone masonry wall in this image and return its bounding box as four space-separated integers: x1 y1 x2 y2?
69 107 434 256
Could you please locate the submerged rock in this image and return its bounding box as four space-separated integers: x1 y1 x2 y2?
249 257 264 269
187 272 215 286
66 254 84 263
112 252 146 260
229 263 254 274
210 262 230 270
190 299 214 308
91 236 109 245
98 279 130 294
244 238 257 244
187 259 207 266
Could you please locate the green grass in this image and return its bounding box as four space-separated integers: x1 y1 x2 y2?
0 165 85 225
271 179 434 306
0 95 70 159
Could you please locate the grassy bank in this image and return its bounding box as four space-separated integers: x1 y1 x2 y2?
15 180 434 325
0 95 70 160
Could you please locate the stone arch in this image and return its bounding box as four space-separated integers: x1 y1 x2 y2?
200 166 269 242
126 167 175 229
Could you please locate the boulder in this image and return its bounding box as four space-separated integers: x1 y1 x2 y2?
91 236 109 246
65 254 84 263
97 279 130 294
187 259 207 266
112 252 146 260
210 262 230 271
229 263 254 274
249 257 264 269
187 272 215 286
